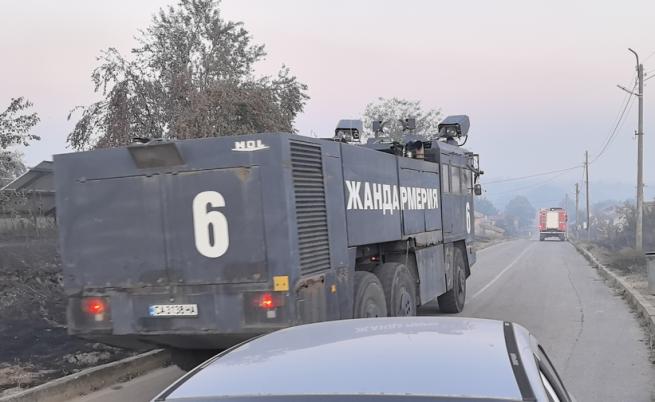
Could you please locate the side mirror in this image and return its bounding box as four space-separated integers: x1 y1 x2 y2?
474 184 482 196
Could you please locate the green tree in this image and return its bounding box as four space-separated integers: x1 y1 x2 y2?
68 0 308 150
504 195 536 229
476 198 498 216
0 97 40 186
362 97 441 141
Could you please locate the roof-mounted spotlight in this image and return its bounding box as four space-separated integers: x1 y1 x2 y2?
372 120 386 136
400 117 416 132
334 119 363 143
438 115 470 140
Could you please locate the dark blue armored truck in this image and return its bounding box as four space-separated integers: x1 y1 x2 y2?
54 115 482 367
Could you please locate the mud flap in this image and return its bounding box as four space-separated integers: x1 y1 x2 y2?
415 245 446 304
295 274 327 324
444 243 454 291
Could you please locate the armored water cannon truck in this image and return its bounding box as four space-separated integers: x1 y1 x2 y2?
54 115 483 367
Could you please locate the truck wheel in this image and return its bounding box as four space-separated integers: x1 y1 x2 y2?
539 235 544 241
438 247 466 314
170 348 216 371
353 271 388 318
374 263 417 317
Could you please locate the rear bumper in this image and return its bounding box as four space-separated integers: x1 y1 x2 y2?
539 231 566 240
67 284 293 350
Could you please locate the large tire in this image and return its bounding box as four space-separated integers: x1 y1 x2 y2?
438 247 467 313
353 271 388 318
170 348 216 371
374 263 417 316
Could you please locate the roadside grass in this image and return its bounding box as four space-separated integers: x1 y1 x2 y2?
605 248 647 275
579 241 646 278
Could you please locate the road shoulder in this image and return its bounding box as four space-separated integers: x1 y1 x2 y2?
0 350 170 402
571 241 655 353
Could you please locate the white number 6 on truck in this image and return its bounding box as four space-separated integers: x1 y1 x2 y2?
192 191 229 258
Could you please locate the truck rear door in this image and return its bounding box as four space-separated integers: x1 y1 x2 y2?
57 163 268 290
161 167 267 285
59 175 170 289
546 211 559 230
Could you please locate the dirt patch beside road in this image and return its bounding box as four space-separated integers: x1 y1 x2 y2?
0 238 135 396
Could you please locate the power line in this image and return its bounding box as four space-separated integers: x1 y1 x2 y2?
590 81 637 164
483 75 634 186
489 168 580 197
591 94 635 164
642 49 655 63
483 165 582 185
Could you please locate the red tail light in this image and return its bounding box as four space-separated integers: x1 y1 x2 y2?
256 292 283 310
82 297 107 315
258 293 276 309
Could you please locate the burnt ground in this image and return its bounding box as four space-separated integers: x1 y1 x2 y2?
0 237 135 395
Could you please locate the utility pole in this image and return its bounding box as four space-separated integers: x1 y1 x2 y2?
619 48 645 250
630 48 645 251
585 151 590 240
575 183 580 235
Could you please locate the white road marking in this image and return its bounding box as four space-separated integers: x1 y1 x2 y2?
477 241 507 254
469 242 535 301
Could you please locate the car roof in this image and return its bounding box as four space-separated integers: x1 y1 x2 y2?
160 317 527 401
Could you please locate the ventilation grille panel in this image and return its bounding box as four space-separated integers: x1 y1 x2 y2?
290 141 331 275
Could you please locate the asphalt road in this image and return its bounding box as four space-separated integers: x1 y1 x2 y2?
71 239 654 402
456 239 655 402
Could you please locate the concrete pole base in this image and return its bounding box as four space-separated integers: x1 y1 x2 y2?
647 253 655 295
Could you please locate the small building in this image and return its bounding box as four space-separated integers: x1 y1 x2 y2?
474 211 505 239
0 161 55 237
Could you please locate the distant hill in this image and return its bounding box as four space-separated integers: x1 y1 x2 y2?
481 178 654 213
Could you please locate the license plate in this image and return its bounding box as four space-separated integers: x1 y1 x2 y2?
148 304 198 317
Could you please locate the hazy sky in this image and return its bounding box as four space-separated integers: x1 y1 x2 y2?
1 0 654 199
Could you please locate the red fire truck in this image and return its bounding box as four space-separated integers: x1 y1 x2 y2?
538 208 567 241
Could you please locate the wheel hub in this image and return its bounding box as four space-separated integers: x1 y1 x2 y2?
397 287 414 316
